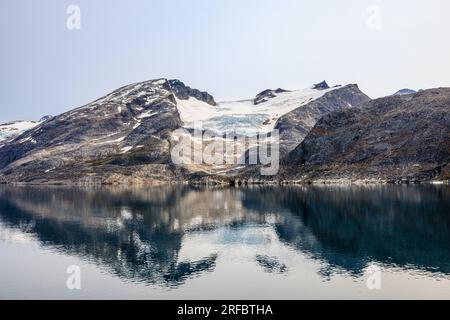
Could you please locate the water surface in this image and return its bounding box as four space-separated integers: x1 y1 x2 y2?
0 185 449 299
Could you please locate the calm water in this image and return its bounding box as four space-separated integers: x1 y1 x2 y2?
0 185 449 300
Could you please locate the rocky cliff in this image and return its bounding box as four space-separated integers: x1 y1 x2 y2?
275 84 370 155
282 88 450 182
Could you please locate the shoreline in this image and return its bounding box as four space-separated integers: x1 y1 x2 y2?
0 178 448 187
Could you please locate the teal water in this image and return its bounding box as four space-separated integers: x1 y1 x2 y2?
0 185 449 299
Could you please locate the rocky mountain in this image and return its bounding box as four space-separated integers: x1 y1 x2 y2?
282 88 450 183
0 79 195 184
2 77 447 185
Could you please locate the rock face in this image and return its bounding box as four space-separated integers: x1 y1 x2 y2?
283 88 450 182
254 88 290 105
167 79 216 106
312 81 330 90
275 84 371 155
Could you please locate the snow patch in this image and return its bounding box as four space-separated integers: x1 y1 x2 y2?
138 111 158 119
0 121 39 142
120 146 133 153
94 136 126 145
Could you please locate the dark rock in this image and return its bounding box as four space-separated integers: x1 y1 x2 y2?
254 88 290 105
167 79 216 106
275 84 371 156
313 81 330 90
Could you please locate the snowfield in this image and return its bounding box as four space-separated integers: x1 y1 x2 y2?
176 85 340 135
0 121 39 143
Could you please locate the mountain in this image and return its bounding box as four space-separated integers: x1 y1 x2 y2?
282 88 450 183
0 78 370 185
0 79 189 184
2 79 448 185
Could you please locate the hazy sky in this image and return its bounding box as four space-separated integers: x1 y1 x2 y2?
1 0 450 122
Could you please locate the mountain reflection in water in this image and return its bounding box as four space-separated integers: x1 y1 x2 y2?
0 185 449 290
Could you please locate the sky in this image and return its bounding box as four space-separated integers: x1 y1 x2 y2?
1 0 450 122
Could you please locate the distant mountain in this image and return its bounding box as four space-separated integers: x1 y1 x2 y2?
394 88 416 96
282 88 450 182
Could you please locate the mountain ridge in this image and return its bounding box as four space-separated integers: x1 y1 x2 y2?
0 79 448 185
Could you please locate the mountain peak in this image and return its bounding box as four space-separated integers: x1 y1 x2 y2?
394 88 417 96
39 115 54 122
167 79 216 106
313 81 330 90
254 88 290 105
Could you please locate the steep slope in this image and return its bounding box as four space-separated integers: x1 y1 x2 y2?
275 83 370 155
283 88 450 182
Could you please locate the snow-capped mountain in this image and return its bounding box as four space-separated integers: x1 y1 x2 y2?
0 78 369 184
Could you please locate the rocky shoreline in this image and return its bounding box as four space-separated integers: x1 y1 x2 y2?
1 174 448 187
